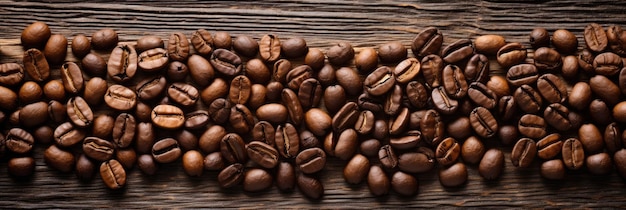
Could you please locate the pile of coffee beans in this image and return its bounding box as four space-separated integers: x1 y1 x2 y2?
3 21 626 199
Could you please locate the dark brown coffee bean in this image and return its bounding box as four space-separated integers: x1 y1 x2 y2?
534 47 562 71
0 63 24 86
107 44 137 82
552 29 578 54
91 29 118 50
402 82 427 111
83 77 108 106
259 34 281 62
276 123 300 159
529 28 550 49
111 113 136 148
497 95 517 122
325 129 357 160
561 55 579 78
183 110 210 130
544 103 572 131
152 138 182 163
244 59 270 85
372 119 389 141
356 92 382 113
44 144 75 173
23 48 50 82
590 99 612 125
135 122 154 154
608 25 626 56
537 133 563 160
587 153 612 175
593 52 623 76
421 54 444 88
490 76 513 100
562 138 585 170
447 116 472 141
182 150 204 177
202 152 225 171
584 23 608 52
478 149 504 180
233 35 258 58
297 173 324 199
390 58 419 84
390 129 420 150
229 104 254 134
135 76 166 101
390 171 419 197
389 107 410 135
354 110 375 135
421 109 444 146
33 125 53 144
104 85 137 111
474 34 506 55
469 107 498 138
431 86 458 115
436 137 460 167
174 130 198 152
286 65 313 91
496 42 526 68
243 168 272 192
511 138 537 168
137 48 168 72
205 98 230 125
19 101 48 127
168 82 199 106
364 66 395 96
165 61 188 82
332 102 359 132
518 114 547 139
343 154 370 185
6 128 34 154
75 154 95 180
190 29 213 56
614 149 626 179
80 53 106 77
218 163 244 188
327 42 354 65
297 78 322 110
355 48 379 73
136 35 163 52
439 162 467 187
412 27 443 57
99 159 126 190
514 85 542 114
246 141 279 169
255 104 287 125
167 33 190 62
397 147 435 173
67 96 93 127
536 74 568 104
378 145 398 169
21 21 51 49
461 54 489 84
60 62 84 94
299 130 320 150
199 125 227 154
539 159 565 180
118 149 138 169
604 123 622 154
367 165 390 196
384 85 402 116
568 82 592 111
441 39 474 64
335 67 363 96
360 139 381 158
83 137 115 161
590 75 621 106
18 81 43 108
296 148 326 174
578 49 596 74
468 82 497 109
507 64 539 87
461 136 485 164
579 123 604 154
275 162 295 192
187 55 215 87
615 102 626 123
92 115 113 139
304 108 331 137
151 104 184 129
213 31 232 49
378 41 407 64
210 49 242 76
281 37 308 58
442 64 468 99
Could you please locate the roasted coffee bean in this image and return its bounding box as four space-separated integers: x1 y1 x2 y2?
44 144 75 173
135 122 155 154
136 35 164 52
23 48 50 82
378 41 407 64
83 77 107 106
518 114 547 139
99 159 126 190
499 125 519 145
529 28 550 49
207 98 231 124
534 47 562 71
91 28 118 50
138 48 168 71
296 148 326 174
441 39 474 64
112 113 136 148
298 78 322 109
281 37 308 58
405 81 429 109
168 82 199 106
367 165 390 196
474 34 506 55
184 110 210 130
388 106 409 134
431 86 458 115
514 85 542 114
317 64 336 87
218 163 244 188
303 48 324 71
579 123 604 154
507 64 538 87
593 52 623 76
589 99 612 125
107 44 137 82
67 96 93 127
461 136 485 164
81 53 107 77
332 102 359 132
615 149 626 179
210 49 242 76
75 154 95 180
384 85 402 116
578 49 596 74
412 27 443 57
276 162 295 192
83 137 115 161
275 123 300 159
248 84 267 110
335 67 362 96
438 162 467 187
21 21 51 49
537 133 563 160
465 54 490 83
496 42 526 68
175 130 198 152
203 152 225 171
0 63 24 86
397 147 435 173
390 171 419 197
247 141 279 169
421 109 444 146
364 66 395 96
60 62 84 94
327 42 354 65
607 25 626 56
584 23 608 52
104 85 137 111
590 75 621 106
151 104 184 129
421 54 444 88
360 139 381 158
244 59 270 84
615 102 626 123
256 103 288 125
469 107 498 138
199 125 227 153
243 168 272 192
354 110 375 135
166 61 189 82
190 29 213 56
91 115 114 139
544 103 572 131
552 29 578 54
135 102 151 122
259 34 281 62
354 47 378 73
562 138 585 170
343 154 370 184
468 82 497 109
442 64 468 99
390 129 420 150
6 128 34 154
393 57 420 84
324 129 357 160
378 145 398 169
43 80 65 102
478 149 505 180
498 95 517 122
182 150 204 177
537 74 568 104
113 150 135 172
229 104 255 134
167 32 190 62
286 65 313 90
33 125 53 144
299 130 320 150
272 59 292 84
152 138 182 163
357 92 383 113
587 153 612 175
135 76 166 101
298 173 324 199
446 116 472 141
19 101 48 127
569 82 592 111
604 123 622 154
540 159 565 180
511 138 537 168
304 108 331 137
187 55 215 87
561 55 579 78
233 35 258 58
436 137 460 167
213 31 232 49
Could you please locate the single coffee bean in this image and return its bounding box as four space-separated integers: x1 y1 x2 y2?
75 154 95 180
259 34 281 62
104 85 137 111
274 162 296 192
412 27 443 57
324 128 358 161
167 32 190 62
202 151 225 171
327 42 355 65
286 65 313 91
60 62 84 94
81 53 107 77
384 85 402 116
229 104 255 134
296 148 326 174
183 110 210 130
137 48 168 72
534 47 562 71
19 101 48 127
536 73 568 104
561 55 579 78
593 52 623 76
181 150 204 177
378 41 407 64
83 137 115 161
135 122 155 154
304 108 331 137
511 138 537 168
543 103 572 131
357 92 384 113
614 102 626 123
135 154 157 175
0 63 24 86
6 128 34 154
256 103 287 124
44 144 75 173
497 42 527 68
354 110 375 135
360 139 381 158
421 54 444 88
539 159 565 180
344 154 372 185
43 34 68 65
438 162 468 187
367 165 390 196
198 125 227 154
213 31 232 49
436 137 460 167
355 48 379 73
298 173 324 199
164 61 188 82
406 81 429 109
335 67 363 96
507 64 538 87
442 64 468 99
479 149 504 180
151 104 184 129
21 21 51 49
116 148 136 169
243 168 272 192
614 149 626 179
390 171 419 197
568 82 592 111
42 80 64 102
210 49 242 77
378 145 398 169
246 141 279 169
233 35 258 58
168 82 199 106
107 44 137 82
83 77 108 106
431 86 458 115
33 125 53 144
514 85 542 114
552 29 578 54
589 99 612 125
100 160 126 190
499 125 519 145
112 113 136 148
578 49 596 74
91 29 118 50
281 37 308 58
298 78 322 109
604 122 622 154
562 138 585 170
69 35 93 58
465 54 490 83
249 84 267 110
529 28 550 48
218 163 244 188
461 136 485 165
488 75 510 98
187 55 215 87
608 25 626 56
54 123 85 148
136 35 164 52
441 39 474 64
152 138 182 163
421 109 444 146
468 82 497 109
91 115 114 139
584 23 608 52
393 57 421 84
474 34 506 55
591 75 621 106
578 123 604 154
318 64 336 87
190 29 213 56
469 107 498 138
67 96 93 127
275 123 300 159
587 153 612 175
245 59 270 84
174 130 198 152
303 48 324 71
364 66 395 96
331 102 359 132
299 130 320 150
135 76 166 101
23 48 50 82
518 114 547 139
537 133 563 160
389 129 420 150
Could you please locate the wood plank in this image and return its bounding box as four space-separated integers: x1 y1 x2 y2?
0 0 625 208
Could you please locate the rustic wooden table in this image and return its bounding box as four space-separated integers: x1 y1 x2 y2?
1 0 626 208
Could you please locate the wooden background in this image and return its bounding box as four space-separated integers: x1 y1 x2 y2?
1 0 626 208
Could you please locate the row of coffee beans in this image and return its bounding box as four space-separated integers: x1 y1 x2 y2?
3 21 626 199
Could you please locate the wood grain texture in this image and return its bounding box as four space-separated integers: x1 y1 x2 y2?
1 0 626 208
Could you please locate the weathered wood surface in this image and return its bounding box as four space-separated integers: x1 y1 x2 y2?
0 0 626 208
